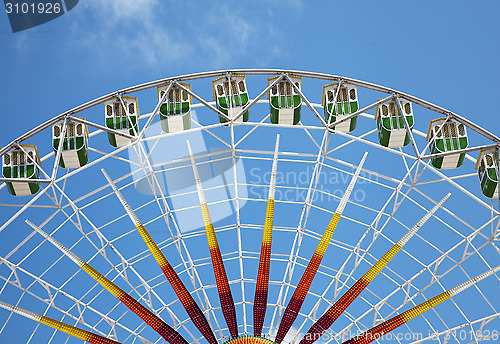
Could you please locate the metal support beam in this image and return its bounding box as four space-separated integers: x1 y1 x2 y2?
138 81 172 139
51 118 68 181
69 117 135 141
233 73 285 122
0 178 51 184
327 95 394 129
396 95 420 158
285 74 327 127
174 81 231 122
420 143 499 161
2 69 499 159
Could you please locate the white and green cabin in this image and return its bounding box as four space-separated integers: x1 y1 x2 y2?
375 99 414 148
475 148 499 198
426 118 469 169
268 75 301 125
322 82 359 132
104 96 139 147
213 75 249 123
158 82 192 133
2 145 41 196
52 119 89 169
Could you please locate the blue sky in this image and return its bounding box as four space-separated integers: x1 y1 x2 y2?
1 1 499 143
1 1 500 344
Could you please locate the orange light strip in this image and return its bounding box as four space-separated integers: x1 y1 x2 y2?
342 265 500 344
25 220 187 344
0 301 121 344
300 193 451 344
275 152 368 344
254 134 280 336
187 140 238 338
102 169 217 344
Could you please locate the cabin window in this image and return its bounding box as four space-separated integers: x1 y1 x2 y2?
223 81 230 95
286 82 292 95
175 89 181 102
381 105 388 116
168 89 174 102
278 82 285 95
28 151 34 164
444 124 454 139
450 124 457 137
160 90 165 99
182 91 188 101
458 124 465 136
65 123 74 137
327 90 333 102
129 103 135 114
479 159 485 178
404 103 411 114
4 153 10 165
54 126 60 137
77 124 83 136
341 88 348 102
113 103 120 117
19 151 25 165
486 155 493 167
389 103 396 116
231 80 238 95
295 82 299 90
13 152 18 166
238 81 245 93
106 105 112 117
217 84 223 96
349 88 356 100
435 126 442 138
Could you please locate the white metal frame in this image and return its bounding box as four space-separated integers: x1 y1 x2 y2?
0 70 499 344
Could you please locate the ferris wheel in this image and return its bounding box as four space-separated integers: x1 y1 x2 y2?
0 69 499 344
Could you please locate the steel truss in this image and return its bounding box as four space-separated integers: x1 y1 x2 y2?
0 70 499 344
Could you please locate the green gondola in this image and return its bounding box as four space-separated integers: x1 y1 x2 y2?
426 118 468 169
52 118 89 169
376 99 414 148
323 82 358 132
213 75 249 124
104 96 139 147
158 82 192 133
268 75 301 125
476 148 499 198
2 144 41 196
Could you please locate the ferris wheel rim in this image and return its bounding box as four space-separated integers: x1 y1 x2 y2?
1 68 499 160
0 69 499 344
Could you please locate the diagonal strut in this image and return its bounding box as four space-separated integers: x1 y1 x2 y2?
300 193 451 344
254 134 280 336
25 220 188 344
187 140 239 339
102 169 217 344
0 301 121 344
342 265 500 344
274 152 368 344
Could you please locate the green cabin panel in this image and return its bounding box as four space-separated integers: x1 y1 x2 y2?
160 111 192 132
269 94 301 125
3 164 40 196
324 102 358 132
217 92 250 123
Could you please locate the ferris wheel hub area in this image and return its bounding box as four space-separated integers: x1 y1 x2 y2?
223 336 277 344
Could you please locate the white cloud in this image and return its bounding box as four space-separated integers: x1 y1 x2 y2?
10 0 298 71
68 0 192 70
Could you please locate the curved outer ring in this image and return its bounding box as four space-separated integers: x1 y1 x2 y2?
1 69 499 158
